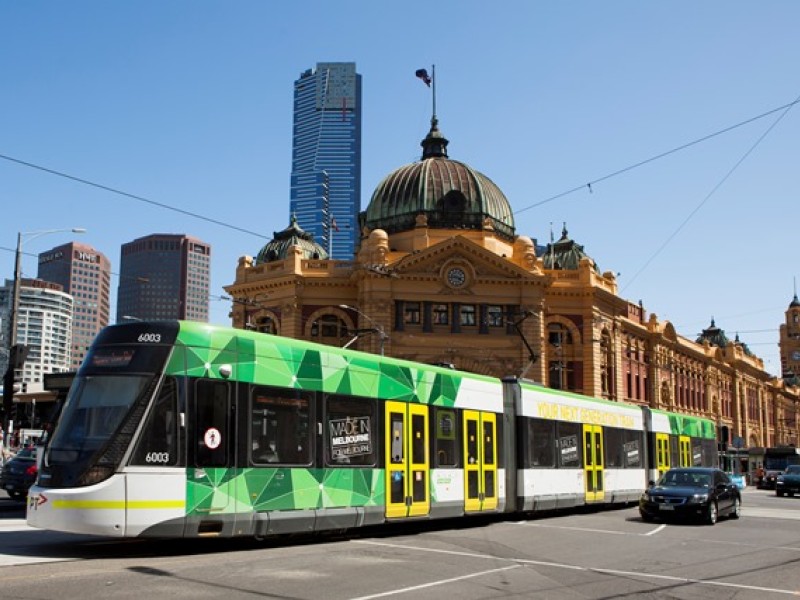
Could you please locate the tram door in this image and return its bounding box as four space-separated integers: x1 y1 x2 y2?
463 411 498 512
583 424 605 503
655 433 671 477
385 402 430 519
678 435 692 467
194 379 233 513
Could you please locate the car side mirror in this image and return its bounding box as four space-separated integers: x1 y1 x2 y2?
648 480 655 487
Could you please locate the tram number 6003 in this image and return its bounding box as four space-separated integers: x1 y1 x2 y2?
138 333 162 343
145 452 170 464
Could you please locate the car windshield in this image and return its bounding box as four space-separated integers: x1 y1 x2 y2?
786 465 800 474
12 447 35 460
660 470 711 488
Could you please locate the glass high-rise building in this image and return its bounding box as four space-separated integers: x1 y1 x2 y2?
116 234 210 323
290 62 362 260
0 278 73 392
37 242 111 370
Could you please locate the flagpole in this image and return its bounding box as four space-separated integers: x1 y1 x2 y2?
431 64 436 121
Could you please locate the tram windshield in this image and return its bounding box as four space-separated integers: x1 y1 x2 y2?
47 374 154 464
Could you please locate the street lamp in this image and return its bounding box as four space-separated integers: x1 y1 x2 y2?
339 304 387 356
3 227 85 435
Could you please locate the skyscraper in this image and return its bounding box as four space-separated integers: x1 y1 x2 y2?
37 242 111 370
0 278 73 392
116 234 210 323
290 62 362 260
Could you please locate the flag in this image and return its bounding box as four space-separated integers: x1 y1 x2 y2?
331 216 340 232
415 68 432 87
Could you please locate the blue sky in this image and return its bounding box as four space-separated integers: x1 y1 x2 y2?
1 2 797 375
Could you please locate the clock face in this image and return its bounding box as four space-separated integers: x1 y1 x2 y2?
792 350 800 361
447 267 466 287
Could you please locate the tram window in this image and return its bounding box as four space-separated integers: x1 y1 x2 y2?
528 418 555 467
433 408 459 467
701 439 717 466
623 430 642 468
557 422 581 468
692 442 703 466
131 376 180 466
250 387 312 466
669 436 679 468
194 379 229 467
604 428 625 468
325 396 376 467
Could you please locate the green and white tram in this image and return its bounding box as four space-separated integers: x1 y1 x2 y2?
27 321 716 538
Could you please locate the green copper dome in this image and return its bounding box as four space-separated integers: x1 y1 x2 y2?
541 224 598 271
255 215 329 264
362 118 515 240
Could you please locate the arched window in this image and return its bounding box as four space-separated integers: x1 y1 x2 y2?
255 315 277 335
310 315 348 343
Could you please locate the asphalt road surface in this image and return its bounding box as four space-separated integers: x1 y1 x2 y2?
1 487 799 599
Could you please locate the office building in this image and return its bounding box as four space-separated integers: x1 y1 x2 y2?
0 278 73 393
290 62 362 260
116 234 210 322
37 242 111 370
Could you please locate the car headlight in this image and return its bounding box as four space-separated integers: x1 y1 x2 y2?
691 493 709 503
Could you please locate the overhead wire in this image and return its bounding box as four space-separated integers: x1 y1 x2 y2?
2 96 798 323
0 153 268 240
621 94 799 293
513 97 800 215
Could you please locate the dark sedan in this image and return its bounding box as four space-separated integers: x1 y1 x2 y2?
759 470 781 490
639 467 741 525
0 447 38 502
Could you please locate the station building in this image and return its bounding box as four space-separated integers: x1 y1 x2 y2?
225 116 799 453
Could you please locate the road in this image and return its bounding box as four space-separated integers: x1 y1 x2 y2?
0 487 799 599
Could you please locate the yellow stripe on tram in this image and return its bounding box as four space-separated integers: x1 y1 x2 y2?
52 499 186 510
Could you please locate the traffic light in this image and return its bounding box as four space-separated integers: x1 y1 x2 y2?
2 344 29 427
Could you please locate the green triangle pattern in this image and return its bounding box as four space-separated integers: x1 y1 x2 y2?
186 467 384 515
172 322 466 407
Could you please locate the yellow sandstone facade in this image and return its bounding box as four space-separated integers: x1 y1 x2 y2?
226 119 799 451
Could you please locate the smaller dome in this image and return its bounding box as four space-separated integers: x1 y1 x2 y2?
696 318 730 348
255 215 329 264
541 224 598 271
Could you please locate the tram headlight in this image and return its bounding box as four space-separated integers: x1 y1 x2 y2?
78 465 116 487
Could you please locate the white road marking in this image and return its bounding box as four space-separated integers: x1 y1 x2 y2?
348 565 521 600
643 523 666 536
353 539 800 597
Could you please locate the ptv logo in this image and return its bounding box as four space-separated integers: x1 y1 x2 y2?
29 493 48 509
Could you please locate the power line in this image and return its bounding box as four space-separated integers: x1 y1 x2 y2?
622 94 799 293
0 153 269 240
513 97 800 215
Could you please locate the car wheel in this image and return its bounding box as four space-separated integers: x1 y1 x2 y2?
789 492 795 497
640 511 654 523
730 497 741 519
705 501 718 525
777 490 784 497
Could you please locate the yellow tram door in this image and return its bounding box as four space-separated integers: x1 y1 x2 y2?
656 433 671 477
385 401 430 519
678 435 691 467
583 424 605 503
463 411 498 513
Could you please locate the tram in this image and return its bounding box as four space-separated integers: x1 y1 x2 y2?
26 321 716 538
